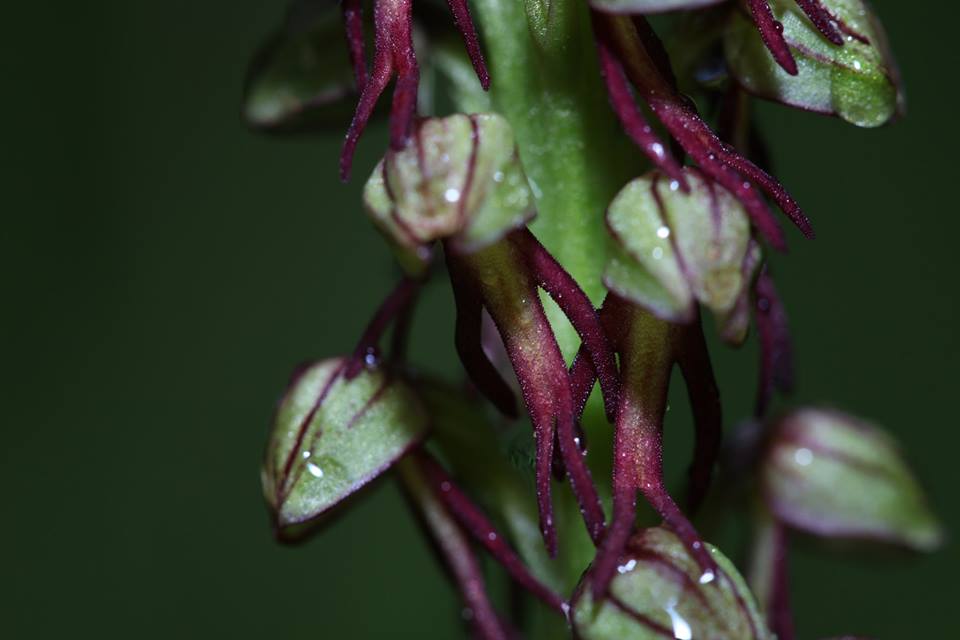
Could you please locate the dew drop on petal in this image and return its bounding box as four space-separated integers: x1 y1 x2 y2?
794 447 814 466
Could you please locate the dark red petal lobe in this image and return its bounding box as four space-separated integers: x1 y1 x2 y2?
794 0 844 45
754 267 794 416
445 0 491 90
341 0 418 181
769 520 796 640
569 349 598 422
747 0 799 75
519 228 621 420
447 242 520 418
417 452 568 613
400 457 509 640
595 33 687 189
346 276 421 379
675 319 722 514
341 0 368 90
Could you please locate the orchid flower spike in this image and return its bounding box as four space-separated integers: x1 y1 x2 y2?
363 113 620 554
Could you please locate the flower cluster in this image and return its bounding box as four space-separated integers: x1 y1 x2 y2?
247 1 935 638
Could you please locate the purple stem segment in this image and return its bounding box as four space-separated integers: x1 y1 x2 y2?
341 0 368 90
754 267 794 416
445 0 491 90
345 276 421 379
396 456 509 640
341 0 419 181
416 452 568 613
594 13 815 250
591 298 717 598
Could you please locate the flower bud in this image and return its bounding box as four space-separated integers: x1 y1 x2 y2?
604 167 757 333
243 1 360 133
573 527 771 640
763 408 943 551
725 0 903 128
363 113 535 274
261 358 428 539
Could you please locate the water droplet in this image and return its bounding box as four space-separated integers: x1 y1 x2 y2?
656 226 670 239
301 451 311 459
306 462 324 478
666 600 693 640
699 570 715 585
652 247 664 260
487 532 497 542
794 447 814 466
493 171 505 183
650 142 665 158
444 188 461 203
669 180 680 192
617 559 638 574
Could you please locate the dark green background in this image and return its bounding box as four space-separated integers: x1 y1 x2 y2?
3 1 956 637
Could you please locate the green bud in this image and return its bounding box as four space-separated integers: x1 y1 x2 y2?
763 408 943 551
604 168 755 330
261 358 428 539
363 113 535 275
725 0 903 128
573 527 771 640
243 2 360 133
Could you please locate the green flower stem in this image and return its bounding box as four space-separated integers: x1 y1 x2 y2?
471 0 640 358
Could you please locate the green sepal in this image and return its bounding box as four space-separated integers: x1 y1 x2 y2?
261 358 429 537
573 527 772 639
763 408 944 551
724 0 903 128
604 168 754 326
363 113 535 274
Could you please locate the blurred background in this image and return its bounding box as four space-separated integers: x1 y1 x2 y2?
2 0 956 637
